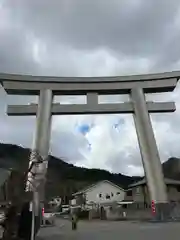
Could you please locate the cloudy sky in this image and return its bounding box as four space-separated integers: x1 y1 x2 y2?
1 0 180 176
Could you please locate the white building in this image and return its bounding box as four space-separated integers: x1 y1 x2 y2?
73 180 125 205
48 196 61 208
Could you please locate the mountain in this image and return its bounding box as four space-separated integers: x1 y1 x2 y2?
0 143 141 200
163 157 180 180
46 155 141 200
0 143 179 201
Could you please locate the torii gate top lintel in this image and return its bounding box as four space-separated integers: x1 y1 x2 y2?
0 70 180 83
0 70 179 95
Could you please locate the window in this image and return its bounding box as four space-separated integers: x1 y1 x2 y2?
127 190 132 196
136 187 140 193
99 193 102 198
106 194 110 199
111 192 114 197
177 186 180 192
116 192 120 195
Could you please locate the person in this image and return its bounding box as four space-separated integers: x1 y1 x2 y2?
71 213 77 230
70 206 79 231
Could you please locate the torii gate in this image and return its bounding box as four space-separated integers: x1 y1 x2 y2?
0 71 179 235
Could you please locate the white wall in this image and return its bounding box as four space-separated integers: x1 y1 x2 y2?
132 186 145 202
85 181 125 204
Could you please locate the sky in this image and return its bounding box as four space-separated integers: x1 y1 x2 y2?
1 0 180 176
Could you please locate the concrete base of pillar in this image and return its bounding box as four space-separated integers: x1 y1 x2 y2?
153 203 171 221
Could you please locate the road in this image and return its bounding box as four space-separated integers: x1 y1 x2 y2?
37 218 180 240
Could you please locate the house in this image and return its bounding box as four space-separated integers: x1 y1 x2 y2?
126 178 180 208
72 180 125 206
48 196 62 208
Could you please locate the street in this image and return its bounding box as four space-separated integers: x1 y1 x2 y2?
36 218 180 240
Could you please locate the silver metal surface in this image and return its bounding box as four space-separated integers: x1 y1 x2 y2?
26 89 53 203
131 87 168 203
7 101 176 116
2 78 178 95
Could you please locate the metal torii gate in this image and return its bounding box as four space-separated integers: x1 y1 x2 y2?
0 71 179 234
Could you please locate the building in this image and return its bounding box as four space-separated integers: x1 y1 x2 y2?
73 180 125 206
126 178 180 208
48 197 61 208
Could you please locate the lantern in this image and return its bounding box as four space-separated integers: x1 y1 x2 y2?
42 207 45 217
151 200 156 215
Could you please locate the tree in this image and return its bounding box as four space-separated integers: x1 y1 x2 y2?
2 150 45 240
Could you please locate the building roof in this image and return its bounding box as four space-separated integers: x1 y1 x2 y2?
72 180 124 196
128 178 180 188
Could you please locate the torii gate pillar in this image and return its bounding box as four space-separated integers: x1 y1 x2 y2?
131 87 169 220
27 89 53 239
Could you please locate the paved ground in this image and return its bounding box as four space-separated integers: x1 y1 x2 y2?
37 218 180 240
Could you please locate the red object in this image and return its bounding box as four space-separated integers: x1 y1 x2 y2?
42 207 45 217
151 200 156 214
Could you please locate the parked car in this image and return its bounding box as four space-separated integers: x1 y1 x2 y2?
43 211 55 225
62 205 70 212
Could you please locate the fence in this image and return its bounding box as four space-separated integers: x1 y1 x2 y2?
104 201 180 221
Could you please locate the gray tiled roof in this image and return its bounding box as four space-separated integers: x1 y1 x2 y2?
128 178 180 188
73 180 124 196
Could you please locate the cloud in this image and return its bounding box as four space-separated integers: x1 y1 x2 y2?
0 0 180 176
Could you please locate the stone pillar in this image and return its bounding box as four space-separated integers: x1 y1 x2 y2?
26 89 53 239
131 87 170 221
